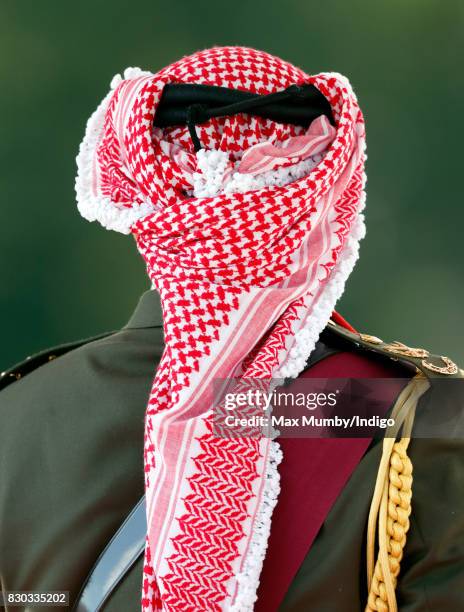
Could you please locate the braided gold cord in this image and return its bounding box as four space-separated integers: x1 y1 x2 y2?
365 374 430 612
366 440 413 611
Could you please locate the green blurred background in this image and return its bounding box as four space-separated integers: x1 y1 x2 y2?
1 0 463 368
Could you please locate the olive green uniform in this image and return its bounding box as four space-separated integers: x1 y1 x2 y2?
1 291 463 611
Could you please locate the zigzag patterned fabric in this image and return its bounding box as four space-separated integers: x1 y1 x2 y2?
76 46 366 611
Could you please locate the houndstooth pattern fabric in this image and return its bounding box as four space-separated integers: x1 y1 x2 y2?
76 46 366 611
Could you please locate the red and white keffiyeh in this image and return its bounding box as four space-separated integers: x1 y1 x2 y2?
76 47 366 611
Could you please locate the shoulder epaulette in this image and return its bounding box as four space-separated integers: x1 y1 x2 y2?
326 320 463 381
0 330 115 392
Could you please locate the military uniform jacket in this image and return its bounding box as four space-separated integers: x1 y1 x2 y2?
1 290 463 611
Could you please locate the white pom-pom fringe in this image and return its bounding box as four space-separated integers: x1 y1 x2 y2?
190 148 325 199
193 149 231 198
75 67 155 234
